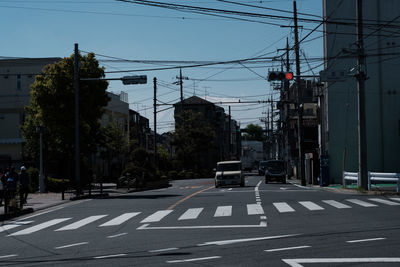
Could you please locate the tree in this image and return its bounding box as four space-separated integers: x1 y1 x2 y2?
22 53 109 181
243 124 263 141
171 110 215 171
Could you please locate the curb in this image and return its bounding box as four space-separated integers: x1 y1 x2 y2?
0 208 34 222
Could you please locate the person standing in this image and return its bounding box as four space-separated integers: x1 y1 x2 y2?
19 166 30 206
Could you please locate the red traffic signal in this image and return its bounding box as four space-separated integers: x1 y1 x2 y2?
267 71 294 81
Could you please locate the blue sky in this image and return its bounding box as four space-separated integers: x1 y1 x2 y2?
0 0 323 132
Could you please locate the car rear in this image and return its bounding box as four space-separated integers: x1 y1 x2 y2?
264 160 286 184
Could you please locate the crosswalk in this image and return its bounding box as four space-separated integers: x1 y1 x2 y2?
1 197 399 236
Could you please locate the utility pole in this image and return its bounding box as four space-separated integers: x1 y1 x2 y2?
356 0 368 189
153 77 158 165
293 1 306 186
74 43 80 196
179 68 183 104
228 106 231 159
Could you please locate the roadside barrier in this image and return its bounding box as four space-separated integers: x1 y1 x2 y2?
344 171 400 192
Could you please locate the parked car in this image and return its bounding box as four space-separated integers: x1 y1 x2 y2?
215 161 244 188
258 161 268 175
264 160 286 184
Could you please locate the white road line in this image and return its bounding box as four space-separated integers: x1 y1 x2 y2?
214 206 232 217
178 208 204 220
265 245 310 252
93 254 127 259
137 223 267 230
273 202 295 213
198 234 300 246
346 237 386 243
260 216 267 220
99 212 140 227
299 201 324 211
282 258 400 266
0 254 17 259
55 215 107 231
149 247 179 253
0 221 33 233
107 233 128 238
8 218 71 236
368 198 400 206
247 204 265 215
140 210 173 223
167 256 221 264
322 200 351 209
55 242 89 249
346 199 377 207
390 197 400 202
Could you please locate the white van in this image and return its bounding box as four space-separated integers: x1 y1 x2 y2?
215 161 244 188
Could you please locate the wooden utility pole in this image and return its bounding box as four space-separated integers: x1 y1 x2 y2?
293 1 306 186
356 0 368 189
228 106 232 158
74 43 81 196
153 77 158 165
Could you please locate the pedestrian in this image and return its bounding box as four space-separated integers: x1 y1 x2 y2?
19 166 30 205
0 168 5 206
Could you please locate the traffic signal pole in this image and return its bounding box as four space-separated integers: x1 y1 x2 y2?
74 43 81 196
293 1 306 186
356 0 368 189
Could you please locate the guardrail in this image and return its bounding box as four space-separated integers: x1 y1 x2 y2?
343 171 400 192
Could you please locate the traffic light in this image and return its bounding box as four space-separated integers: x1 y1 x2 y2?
121 75 147 85
267 71 294 81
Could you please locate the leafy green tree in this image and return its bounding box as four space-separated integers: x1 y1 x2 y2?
22 53 109 181
243 124 264 141
171 110 215 171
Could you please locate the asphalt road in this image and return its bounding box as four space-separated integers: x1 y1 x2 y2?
1 175 399 266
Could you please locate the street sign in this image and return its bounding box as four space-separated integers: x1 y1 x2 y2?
121 75 147 85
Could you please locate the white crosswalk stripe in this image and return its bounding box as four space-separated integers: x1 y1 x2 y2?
214 206 232 217
0 221 33 233
299 201 324 211
8 218 71 236
346 199 377 207
368 198 400 206
247 204 265 215
178 208 203 220
322 200 351 209
390 197 400 202
99 212 141 227
273 202 295 213
55 215 107 231
140 210 173 223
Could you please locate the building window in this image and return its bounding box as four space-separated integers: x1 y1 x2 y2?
16 74 22 90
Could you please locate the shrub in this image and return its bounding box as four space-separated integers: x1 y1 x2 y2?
45 177 70 193
168 170 178 180
27 167 39 192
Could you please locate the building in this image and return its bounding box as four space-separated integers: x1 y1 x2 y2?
0 58 61 166
322 0 400 184
173 96 240 170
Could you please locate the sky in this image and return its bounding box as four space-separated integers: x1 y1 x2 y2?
0 0 324 133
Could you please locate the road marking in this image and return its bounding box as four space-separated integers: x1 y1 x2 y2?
167 256 221 263
0 221 33 233
198 234 300 246
346 199 377 207
390 197 400 202
0 254 17 259
280 187 289 190
8 218 71 236
299 201 324 211
178 208 203 220
214 206 232 217
168 186 214 210
265 245 310 252
273 202 295 213
55 215 107 231
260 216 267 220
149 247 179 253
322 200 351 209
99 212 140 227
282 258 400 266
93 254 127 259
107 233 128 238
368 198 400 206
228 188 232 191
346 237 386 243
140 210 173 223
137 223 267 230
55 242 89 249
247 204 265 215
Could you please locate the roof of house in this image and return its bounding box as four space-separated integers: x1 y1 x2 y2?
173 96 214 106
